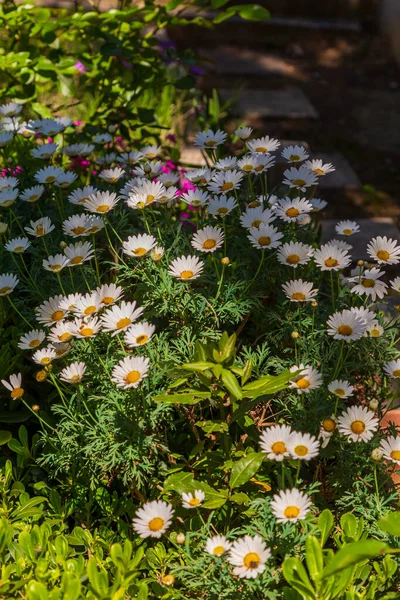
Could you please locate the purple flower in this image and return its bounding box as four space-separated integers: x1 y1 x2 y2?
73 61 88 73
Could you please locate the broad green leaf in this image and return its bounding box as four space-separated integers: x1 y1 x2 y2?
305 536 323 581
229 453 264 488
153 392 208 404
220 332 236 361
221 369 242 399
181 361 215 372
241 359 252 385
318 509 334 547
198 483 228 509
163 472 195 493
282 557 317 599
230 492 250 505
378 512 400 537
321 540 388 579
26 581 49 600
0 431 11 445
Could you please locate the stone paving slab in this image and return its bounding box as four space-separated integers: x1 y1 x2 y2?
321 217 400 261
220 88 319 120
200 47 300 78
180 147 207 166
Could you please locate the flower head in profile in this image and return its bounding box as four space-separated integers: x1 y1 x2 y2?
337 406 378 442
227 535 271 579
18 329 46 351
194 129 227 149
282 279 318 302
124 322 155 347
68 186 98 206
313 243 351 271
328 379 354 398
122 234 157 258
99 167 124 183
1 373 24 400
380 437 400 465
319 416 337 447
181 490 205 509
235 126 253 140
270 488 312 523
240 206 276 229
208 170 243 195
32 347 57 366
247 135 280 154
85 191 119 214
59 362 87 384
205 535 232 556
70 316 102 339
281 145 309 163
335 220 360 236
305 159 335 176
383 359 400 379
168 255 204 281
25 217 55 238
20 185 45 203
132 500 174 539
0 273 19 296
208 195 237 216
348 267 387 301
289 364 322 394
43 254 70 273
101 301 144 336
180 189 209 208
282 165 318 191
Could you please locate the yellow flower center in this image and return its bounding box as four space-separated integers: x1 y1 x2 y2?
51 310 65 321
59 332 72 341
40 357 51 365
180 270 194 279
350 420 365 434
292 292 306 301
287 254 300 265
314 168 325 175
116 318 131 330
289 155 300 161
271 441 286 455
213 545 225 556
255 146 267 152
322 418 336 432
71 256 83 265
324 258 338 268
362 278 375 288
72 226 86 235
294 444 308 456
146 194 155 204
338 325 353 336
203 239 216 250
136 334 149 345
249 201 261 208
377 250 390 261
188 497 200 507
242 164 253 172
70 374 81 382
29 339 40 348
254 165 264 172
292 179 306 187
84 306 97 315
286 207 300 218
221 182 233 191
284 505 300 518
217 207 229 214
296 378 310 389
258 236 271 247
96 204 110 213
0 286 11 294
13 246 24 253
243 552 260 569
251 219 262 227
45 176 56 183
334 388 345 397
125 370 141 384
30 194 39 201
80 327 94 337
391 450 400 460
148 517 164 531
133 247 147 256
11 387 24 400
342 228 353 235
370 328 381 337
50 265 62 272
393 369 400 377
102 296 114 305
205 140 217 147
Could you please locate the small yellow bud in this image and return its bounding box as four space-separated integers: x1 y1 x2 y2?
0 222 8 234
59 241 67 249
221 256 230 265
311 300 318 308
291 331 299 339
151 246 164 262
369 399 379 411
357 260 364 267
162 574 175 587
35 370 47 382
176 532 186 544
32 404 40 412
371 448 383 462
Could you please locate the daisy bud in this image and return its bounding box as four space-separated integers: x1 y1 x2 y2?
221 257 230 265
311 300 318 308
371 448 383 462
357 260 364 267
0 222 8 234
35 370 47 382
369 399 379 411
176 532 186 544
162 574 175 587
32 404 40 411
59 241 67 249
291 331 299 339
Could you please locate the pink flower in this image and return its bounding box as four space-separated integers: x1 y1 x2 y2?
73 61 88 73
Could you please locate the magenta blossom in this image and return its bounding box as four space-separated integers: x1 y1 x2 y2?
73 61 88 73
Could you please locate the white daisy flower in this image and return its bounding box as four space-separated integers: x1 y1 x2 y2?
185 167 213 186
54 172 77 189
85 191 120 214
18 329 46 351
277 242 314 268
289 364 322 394
150 246 164 262
124 322 155 347
335 220 360 236
367 322 384 338
47 321 74 344
93 132 112 144
205 535 232 556
215 157 238 171
101 301 144 336
132 500 174 539
270 488 312 523
63 143 94 157
127 180 166 209
327 309 367 341
390 277 400 293
18 122 34 137
86 216 105 234
288 432 320 460
1 372 24 400
237 154 263 174
180 189 209 208
240 206 276 229
282 166 318 191
168 255 204 281
367 236 400 265
0 176 18 190
383 359 400 379
34 166 64 184
50 341 72 359
0 132 14 147
99 167 125 183
328 239 352 251
32 346 57 366
305 159 335 176
328 379 354 398
319 416 337 448
59 293 82 313
282 279 318 302
111 355 150 389
281 145 309 163
227 535 271 579
31 143 58 160
43 254 70 273
247 135 280 154
350 306 377 328
0 188 18 208
122 234 157 258
34 118 64 136
20 185 45 203
310 198 328 211
252 154 276 174
97 152 117 165
25 217 55 238
0 102 22 117
64 241 94 266
96 283 124 306
140 144 161 159
5 237 31 254
380 436 400 465
59 362 87 384
36 295 66 326
209 170 244 195
274 197 313 223
208 195 237 216
313 243 351 271
70 316 102 339
68 186 98 206
259 424 293 461
348 267 388 301
191 226 224 253
0 273 19 297
235 126 253 140
73 292 102 317
181 489 205 509
248 224 283 250
194 129 227 149
157 172 180 187
337 406 379 442
62 214 92 237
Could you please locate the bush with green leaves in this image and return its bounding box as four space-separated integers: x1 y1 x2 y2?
1 103 400 597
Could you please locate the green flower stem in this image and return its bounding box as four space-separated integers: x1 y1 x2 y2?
373 462 382 515
245 249 265 292
19 254 43 297
103 220 128 267
78 389 98 426
89 339 108 374
281 462 286 489
214 264 225 302
91 235 101 286
7 295 33 328
294 460 301 487
56 272 66 295
10 208 26 235
21 398 53 432
79 266 92 292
